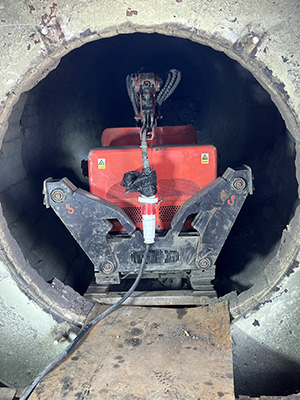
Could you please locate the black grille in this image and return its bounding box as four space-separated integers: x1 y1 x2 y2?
131 249 180 264
159 205 181 222
123 206 142 223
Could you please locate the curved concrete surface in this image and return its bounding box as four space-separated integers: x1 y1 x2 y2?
0 0 299 395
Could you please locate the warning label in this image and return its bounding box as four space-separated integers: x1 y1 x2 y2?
201 153 209 164
98 158 106 169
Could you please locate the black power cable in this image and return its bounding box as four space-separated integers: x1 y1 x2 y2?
20 244 150 400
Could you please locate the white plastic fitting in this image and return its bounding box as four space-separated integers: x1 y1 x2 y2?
138 195 158 244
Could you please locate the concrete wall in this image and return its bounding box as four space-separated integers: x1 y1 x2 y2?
0 0 300 393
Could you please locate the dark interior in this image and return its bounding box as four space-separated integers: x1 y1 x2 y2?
0 32 298 296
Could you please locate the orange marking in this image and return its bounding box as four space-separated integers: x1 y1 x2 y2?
66 204 74 214
227 195 235 206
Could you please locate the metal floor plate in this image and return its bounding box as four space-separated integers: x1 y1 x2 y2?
85 287 220 306
30 302 233 399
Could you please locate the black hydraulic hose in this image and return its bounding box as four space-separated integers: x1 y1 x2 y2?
157 69 181 106
141 126 151 175
20 244 150 400
126 74 139 117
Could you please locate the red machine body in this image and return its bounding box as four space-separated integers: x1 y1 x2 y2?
88 126 217 231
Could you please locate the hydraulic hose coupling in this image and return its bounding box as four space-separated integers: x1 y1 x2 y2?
138 195 158 244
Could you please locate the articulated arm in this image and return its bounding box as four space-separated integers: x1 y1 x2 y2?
43 166 253 292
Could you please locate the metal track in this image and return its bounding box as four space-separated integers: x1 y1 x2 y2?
85 283 218 306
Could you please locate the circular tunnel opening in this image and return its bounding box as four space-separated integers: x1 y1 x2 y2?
0 32 298 298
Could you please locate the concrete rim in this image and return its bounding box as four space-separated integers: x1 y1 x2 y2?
1 21 299 322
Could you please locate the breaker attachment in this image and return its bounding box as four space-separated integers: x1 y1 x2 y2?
43 165 252 295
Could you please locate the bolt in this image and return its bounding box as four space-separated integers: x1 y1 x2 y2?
198 257 211 269
41 26 54 37
53 337 60 345
252 36 259 44
101 260 115 273
232 178 246 191
53 330 65 345
50 188 65 203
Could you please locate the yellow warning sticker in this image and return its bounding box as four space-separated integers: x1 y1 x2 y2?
98 158 106 169
201 153 209 164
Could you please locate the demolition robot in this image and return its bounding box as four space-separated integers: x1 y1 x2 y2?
43 69 252 294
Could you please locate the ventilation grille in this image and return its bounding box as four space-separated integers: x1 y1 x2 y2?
122 205 181 224
159 205 181 222
158 179 200 197
123 206 142 223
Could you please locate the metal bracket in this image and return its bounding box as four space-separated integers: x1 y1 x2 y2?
43 177 135 274
43 166 253 291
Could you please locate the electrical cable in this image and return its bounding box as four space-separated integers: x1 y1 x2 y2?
20 244 150 400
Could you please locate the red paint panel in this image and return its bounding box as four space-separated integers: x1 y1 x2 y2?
101 126 197 147
88 143 217 230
